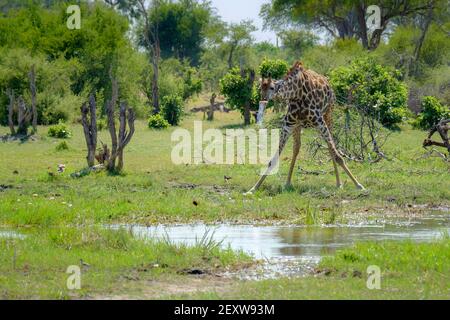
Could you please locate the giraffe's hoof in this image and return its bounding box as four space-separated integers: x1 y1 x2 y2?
337 184 344 189
243 190 255 196
284 184 294 191
356 184 366 191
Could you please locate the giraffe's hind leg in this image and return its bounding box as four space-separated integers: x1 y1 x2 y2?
318 118 365 190
323 111 342 188
332 159 343 189
286 127 301 188
246 119 295 194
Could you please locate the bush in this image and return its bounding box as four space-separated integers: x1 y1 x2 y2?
97 118 107 131
157 59 203 102
48 121 72 139
330 58 408 128
148 114 170 129
258 58 289 79
302 39 365 75
182 67 203 100
219 68 258 116
161 94 184 126
413 96 450 130
55 141 69 151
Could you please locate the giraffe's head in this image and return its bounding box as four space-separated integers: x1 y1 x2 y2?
260 61 304 103
260 77 284 102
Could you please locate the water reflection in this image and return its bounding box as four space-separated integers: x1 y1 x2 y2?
125 215 449 262
0 230 26 239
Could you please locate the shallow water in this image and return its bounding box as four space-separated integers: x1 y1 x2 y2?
124 215 450 262
0 230 26 240
120 215 449 279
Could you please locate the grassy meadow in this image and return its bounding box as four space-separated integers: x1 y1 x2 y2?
0 102 449 299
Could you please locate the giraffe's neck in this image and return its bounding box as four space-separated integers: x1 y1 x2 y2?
273 73 304 101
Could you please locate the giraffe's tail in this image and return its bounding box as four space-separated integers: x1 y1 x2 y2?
324 104 334 130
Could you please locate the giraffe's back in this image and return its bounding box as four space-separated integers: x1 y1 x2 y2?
288 68 335 128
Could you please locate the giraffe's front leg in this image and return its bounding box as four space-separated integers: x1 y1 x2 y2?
245 121 295 195
285 127 301 189
317 118 365 190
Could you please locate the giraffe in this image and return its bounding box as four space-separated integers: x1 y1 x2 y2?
246 61 365 194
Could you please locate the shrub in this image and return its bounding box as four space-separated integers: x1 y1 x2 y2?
219 68 258 116
182 67 203 100
55 141 69 151
47 121 72 139
161 94 184 126
157 59 202 102
330 58 408 128
258 58 289 79
97 118 107 131
148 114 170 130
413 96 450 130
302 39 365 75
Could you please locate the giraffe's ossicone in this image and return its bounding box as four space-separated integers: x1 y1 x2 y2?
247 61 365 194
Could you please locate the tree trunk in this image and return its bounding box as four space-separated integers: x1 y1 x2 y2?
335 17 356 39
29 65 37 133
242 69 255 126
368 18 388 51
116 101 136 172
17 96 29 135
409 2 434 77
80 94 98 167
228 44 236 69
151 45 160 114
207 93 216 121
103 72 136 172
356 3 369 49
106 73 119 171
6 89 15 135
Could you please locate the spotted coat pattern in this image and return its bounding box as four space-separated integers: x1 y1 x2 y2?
247 62 365 193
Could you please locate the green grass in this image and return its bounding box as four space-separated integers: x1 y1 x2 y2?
0 226 251 299
0 108 449 299
0 111 448 228
173 239 450 300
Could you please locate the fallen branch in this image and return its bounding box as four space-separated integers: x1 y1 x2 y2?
423 119 450 154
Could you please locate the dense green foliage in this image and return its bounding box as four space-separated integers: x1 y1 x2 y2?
331 59 409 128
0 2 147 123
147 0 214 65
0 0 448 128
55 140 69 151
0 48 80 125
219 68 258 116
161 94 184 126
413 96 450 130
47 121 71 139
258 58 289 79
278 30 318 57
148 114 170 129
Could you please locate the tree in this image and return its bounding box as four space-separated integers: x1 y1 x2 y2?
224 21 257 69
330 58 409 128
414 96 450 130
148 0 213 66
0 48 76 126
198 19 256 91
112 0 162 114
261 0 436 50
258 58 289 79
220 67 257 125
278 29 318 57
0 2 135 116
